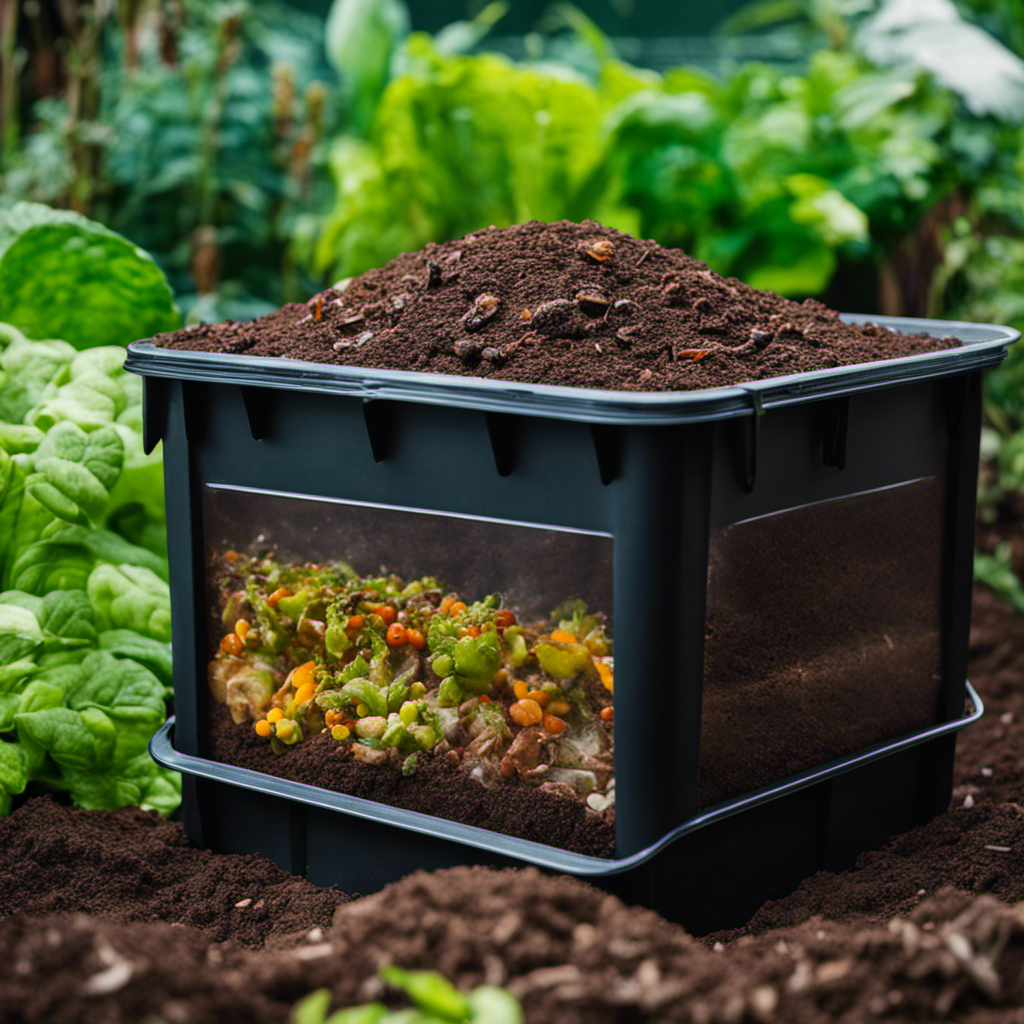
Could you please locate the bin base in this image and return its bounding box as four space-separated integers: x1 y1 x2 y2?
157 688 976 933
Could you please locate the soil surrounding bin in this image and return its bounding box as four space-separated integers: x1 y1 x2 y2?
0 582 1022 1024
152 220 958 391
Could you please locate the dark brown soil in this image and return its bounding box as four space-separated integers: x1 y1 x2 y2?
153 220 957 391
0 797 349 946
205 701 616 858
1 581 1023 1023
699 476 945 807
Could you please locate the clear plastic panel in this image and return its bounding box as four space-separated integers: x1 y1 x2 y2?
699 476 945 809
201 486 616 853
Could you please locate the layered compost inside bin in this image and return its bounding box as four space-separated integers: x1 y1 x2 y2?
202 487 617 856
699 476 946 808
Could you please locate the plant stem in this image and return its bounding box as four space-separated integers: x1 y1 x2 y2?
192 4 242 293
0 0 19 165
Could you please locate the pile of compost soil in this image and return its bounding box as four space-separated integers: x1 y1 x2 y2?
153 220 957 391
1 582 1023 1023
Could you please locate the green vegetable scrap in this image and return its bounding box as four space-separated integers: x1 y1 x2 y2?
291 967 523 1024
212 554 615 811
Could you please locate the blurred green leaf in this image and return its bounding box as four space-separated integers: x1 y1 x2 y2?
975 544 1024 614
326 0 409 135
857 0 1024 120
0 204 181 348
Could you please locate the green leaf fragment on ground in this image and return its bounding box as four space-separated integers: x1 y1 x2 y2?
380 968 470 1020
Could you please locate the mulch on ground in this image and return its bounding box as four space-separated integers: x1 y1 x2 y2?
0 583 1022 1023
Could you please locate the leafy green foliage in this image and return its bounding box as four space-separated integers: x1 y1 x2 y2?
291 968 523 1024
857 0 1024 120
0 204 180 348
310 34 649 282
0 318 176 818
326 0 409 136
308 23 1006 301
975 545 1024 615
3 2 334 316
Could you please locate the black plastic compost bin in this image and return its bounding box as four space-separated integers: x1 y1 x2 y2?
129 313 1017 932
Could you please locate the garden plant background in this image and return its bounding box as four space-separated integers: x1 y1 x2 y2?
0 0 1022 817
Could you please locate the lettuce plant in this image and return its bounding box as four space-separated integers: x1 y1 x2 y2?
0 203 179 818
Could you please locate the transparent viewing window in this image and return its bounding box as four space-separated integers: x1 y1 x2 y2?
201 486 616 853
699 477 945 809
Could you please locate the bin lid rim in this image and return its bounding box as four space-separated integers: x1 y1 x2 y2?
125 316 1019 425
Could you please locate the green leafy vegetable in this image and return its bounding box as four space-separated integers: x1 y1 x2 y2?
0 260 177 819
0 604 44 664
0 740 29 817
0 203 181 349
38 590 99 650
87 564 171 641
290 967 523 1024
15 706 117 773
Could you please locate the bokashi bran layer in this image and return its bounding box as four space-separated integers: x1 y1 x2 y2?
153 220 957 390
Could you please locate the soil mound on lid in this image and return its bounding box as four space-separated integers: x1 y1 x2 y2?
153 220 956 391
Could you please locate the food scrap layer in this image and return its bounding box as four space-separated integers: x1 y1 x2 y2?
209 553 616 829
155 220 958 392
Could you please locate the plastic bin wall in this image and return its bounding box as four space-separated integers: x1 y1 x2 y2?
131 315 1017 927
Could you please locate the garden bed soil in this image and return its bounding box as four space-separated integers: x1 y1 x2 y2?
153 220 957 391
1 581 1023 1023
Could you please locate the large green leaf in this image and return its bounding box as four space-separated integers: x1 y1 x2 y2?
67 651 165 725
14 706 117 772
857 0 1024 121
87 564 171 642
0 604 43 665
26 423 123 526
98 630 173 691
0 337 76 424
0 203 181 349
38 590 98 650
326 0 408 135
